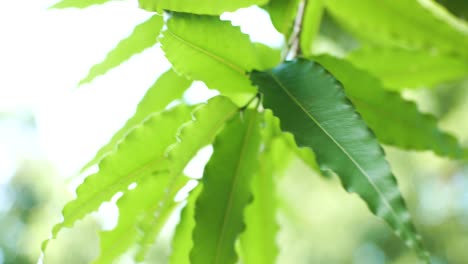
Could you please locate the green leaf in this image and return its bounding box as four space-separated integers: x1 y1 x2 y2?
254 43 282 70
315 54 466 160
135 96 239 261
190 110 262 264
79 15 164 85
81 69 191 172
93 173 188 264
240 120 279 264
300 0 324 56
139 0 268 15
264 109 319 173
264 0 300 35
160 14 260 96
170 185 202 264
42 105 192 252
347 47 468 90
325 0 468 58
250 58 429 260
134 176 187 262
50 0 114 8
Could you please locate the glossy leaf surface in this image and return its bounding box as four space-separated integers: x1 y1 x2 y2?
251 58 428 260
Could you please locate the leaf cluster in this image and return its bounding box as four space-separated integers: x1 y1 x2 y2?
43 0 468 263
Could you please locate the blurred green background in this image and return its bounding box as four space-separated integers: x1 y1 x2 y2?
1 0 468 263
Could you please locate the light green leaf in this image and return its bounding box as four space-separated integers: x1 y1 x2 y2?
169 185 202 264
134 96 239 261
250 58 429 260
315 54 466 160
160 14 260 96
81 69 191 172
139 0 268 15
134 177 187 261
79 15 164 85
93 173 188 264
42 105 192 252
325 0 468 58
254 43 282 70
300 0 324 56
264 0 300 35
347 47 468 90
50 0 114 8
240 117 279 264
191 110 262 264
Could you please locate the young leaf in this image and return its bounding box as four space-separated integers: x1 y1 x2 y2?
347 47 468 90
254 43 282 70
133 176 187 262
264 0 300 35
160 14 260 96
93 173 188 264
42 105 192 251
240 122 279 264
79 14 164 85
300 0 324 56
315 55 466 160
81 69 191 172
170 185 202 264
190 110 262 264
134 96 239 261
50 0 115 9
139 0 268 15
250 58 429 260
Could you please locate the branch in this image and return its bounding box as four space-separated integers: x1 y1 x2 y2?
284 0 308 60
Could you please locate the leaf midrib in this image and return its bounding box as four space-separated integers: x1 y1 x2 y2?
214 113 256 264
266 71 400 224
165 28 246 75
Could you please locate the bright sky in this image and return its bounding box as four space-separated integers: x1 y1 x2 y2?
0 0 283 178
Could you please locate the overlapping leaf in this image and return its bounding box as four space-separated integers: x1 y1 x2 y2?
134 96 239 261
300 0 324 56
347 47 468 90
42 105 192 251
160 14 260 95
251 58 429 260
191 110 262 264
264 0 300 35
170 185 202 264
81 69 191 171
50 0 115 9
93 173 187 263
315 55 466 159
80 14 164 85
139 0 268 15
254 43 282 70
240 115 279 264
325 0 468 58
